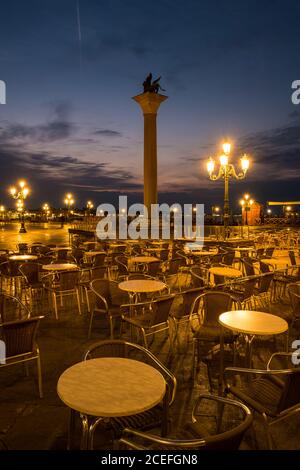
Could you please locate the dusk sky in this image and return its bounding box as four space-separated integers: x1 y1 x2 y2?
1 0 300 211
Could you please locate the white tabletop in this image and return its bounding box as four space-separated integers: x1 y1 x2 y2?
50 247 72 251
119 279 166 293
57 357 166 417
261 257 296 270
42 263 78 271
129 256 159 263
84 251 106 256
9 255 38 261
188 250 216 256
219 310 288 336
209 266 242 278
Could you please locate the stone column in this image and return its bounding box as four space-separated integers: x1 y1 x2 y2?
133 92 168 215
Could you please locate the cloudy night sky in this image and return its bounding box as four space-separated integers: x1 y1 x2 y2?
1 0 300 211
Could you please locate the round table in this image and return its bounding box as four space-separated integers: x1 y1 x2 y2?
42 263 78 271
129 256 159 264
9 255 38 261
187 250 217 256
260 257 291 270
209 266 242 285
119 279 166 294
84 251 106 257
57 357 166 449
219 310 288 336
218 310 288 392
50 247 72 252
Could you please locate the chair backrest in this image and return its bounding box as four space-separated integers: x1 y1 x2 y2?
0 293 31 322
255 247 265 258
265 247 275 258
222 251 235 266
146 260 161 277
287 283 300 319
19 262 40 285
168 258 184 275
57 271 80 290
289 250 297 266
90 266 107 280
242 257 255 276
56 249 69 261
72 248 84 264
150 295 175 326
0 316 43 359
82 339 176 406
256 272 273 294
92 253 106 267
90 279 112 307
277 369 300 413
190 266 206 288
160 249 169 261
115 256 128 275
193 291 235 327
259 261 272 273
17 243 28 254
180 287 205 316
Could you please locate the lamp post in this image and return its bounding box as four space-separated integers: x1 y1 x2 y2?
9 180 29 233
86 200 94 216
206 141 250 238
240 193 254 226
0 205 5 221
64 193 74 221
42 203 50 221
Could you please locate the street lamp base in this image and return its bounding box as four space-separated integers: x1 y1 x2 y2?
19 223 27 233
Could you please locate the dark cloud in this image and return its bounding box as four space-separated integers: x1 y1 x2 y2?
0 103 75 142
93 129 122 137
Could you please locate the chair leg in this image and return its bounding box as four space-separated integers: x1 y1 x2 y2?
109 316 114 339
52 293 58 320
88 311 95 339
85 287 91 313
141 328 148 349
36 355 43 398
76 288 82 315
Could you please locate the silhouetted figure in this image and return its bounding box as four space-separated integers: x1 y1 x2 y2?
143 73 165 93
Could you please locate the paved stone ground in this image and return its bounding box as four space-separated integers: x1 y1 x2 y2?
0 224 299 450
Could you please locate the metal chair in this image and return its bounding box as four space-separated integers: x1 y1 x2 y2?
119 394 252 450
224 352 300 449
0 292 32 322
121 295 175 349
19 262 44 304
0 316 44 398
88 279 128 338
43 270 82 319
189 291 238 383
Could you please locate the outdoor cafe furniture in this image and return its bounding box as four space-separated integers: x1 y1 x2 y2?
57 356 166 449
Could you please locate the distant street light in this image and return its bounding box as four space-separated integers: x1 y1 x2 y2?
86 200 94 216
64 193 74 221
9 180 30 233
240 193 254 226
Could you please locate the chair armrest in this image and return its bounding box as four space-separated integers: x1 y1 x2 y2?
120 427 206 449
192 393 252 422
267 352 296 371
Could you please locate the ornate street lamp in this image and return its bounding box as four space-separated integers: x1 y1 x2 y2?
9 180 29 233
206 141 250 237
240 193 254 226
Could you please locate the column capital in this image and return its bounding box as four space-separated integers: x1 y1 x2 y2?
133 92 168 115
